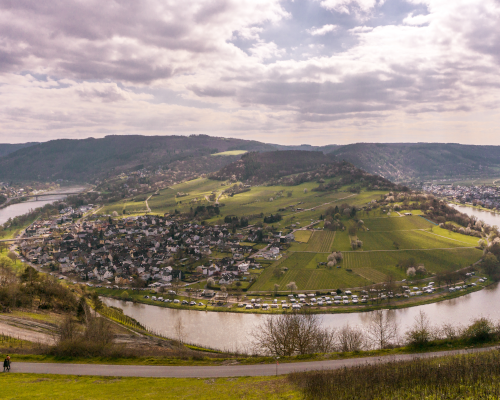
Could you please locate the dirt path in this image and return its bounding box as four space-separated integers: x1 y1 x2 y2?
0 319 55 345
145 195 152 213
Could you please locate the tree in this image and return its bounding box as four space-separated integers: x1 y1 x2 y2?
274 283 280 296
337 324 364 352
174 316 185 347
76 296 89 322
207 277 215 288
20 266 39 285
364 310 398 349
405 311 433 348
482 253 500 281
251 312 336 356
286 281 297 293
6 251 17 263
91 291 103 315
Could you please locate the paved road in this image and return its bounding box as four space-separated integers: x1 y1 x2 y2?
9 346 498 378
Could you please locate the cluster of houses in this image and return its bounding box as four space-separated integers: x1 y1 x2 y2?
0 182 55 203
18 210 289 288
424 184 500 210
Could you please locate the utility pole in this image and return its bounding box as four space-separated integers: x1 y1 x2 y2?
275 357 280 376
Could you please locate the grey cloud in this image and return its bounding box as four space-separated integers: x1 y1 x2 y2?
189 85 236 97
0 0 247 83
77 85 127 103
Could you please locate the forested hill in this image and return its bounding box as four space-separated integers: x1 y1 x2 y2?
2 135 500 184
210 150 397 190
0 142 37 158
330 143 500 182
0 135 277 182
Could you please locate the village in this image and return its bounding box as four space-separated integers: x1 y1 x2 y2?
423 184 500 210
15 205 291 295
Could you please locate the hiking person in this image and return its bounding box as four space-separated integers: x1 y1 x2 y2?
3 356 10 372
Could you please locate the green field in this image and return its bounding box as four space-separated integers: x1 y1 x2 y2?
102 176 386 226
305 231 336 252
251 245 483 291
332 230 352 252
363 216 433 231
210 150 248 156
293 230 313 243
0 374 298 400
357 228 476 251
251 252 370 291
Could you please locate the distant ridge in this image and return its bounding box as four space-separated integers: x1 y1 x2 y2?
0 142 38 158
330 143 500 182
1 135 500 183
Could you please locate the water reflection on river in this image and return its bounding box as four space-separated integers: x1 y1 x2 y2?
103 283 500 351
449 204 500 227
0 186 87 225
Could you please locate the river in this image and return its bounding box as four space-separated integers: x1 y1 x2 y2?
103 283 500 351
101 204 500 351
0 186 88 225
449 204 500 227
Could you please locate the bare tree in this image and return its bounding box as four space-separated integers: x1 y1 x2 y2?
337 324 365 352
174 316 185 347
251 312 335 356
364 310 398 349
405 310 434 347
286 281 297 294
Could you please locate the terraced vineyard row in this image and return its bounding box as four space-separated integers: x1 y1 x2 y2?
306 231 336 252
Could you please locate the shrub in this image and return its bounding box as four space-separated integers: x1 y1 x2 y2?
462 317 498 343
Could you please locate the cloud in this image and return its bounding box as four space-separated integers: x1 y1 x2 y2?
308 24 338 36
0 0 288 83
1 0 500 145
319 0 385 15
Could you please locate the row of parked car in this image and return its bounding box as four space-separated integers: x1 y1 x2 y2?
144 295 204 307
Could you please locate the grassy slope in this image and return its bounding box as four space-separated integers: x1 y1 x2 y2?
101 178 482 293
0 374 299 400
211 150 248 156
253 214 483 291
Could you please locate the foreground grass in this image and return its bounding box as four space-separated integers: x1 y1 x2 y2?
293 349 500 400
0 374 299 400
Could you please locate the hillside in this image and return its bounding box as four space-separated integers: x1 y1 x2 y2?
330 143 500 182
0 142 37 158
3 136 500 184
0 135 276 182
209 150 396 189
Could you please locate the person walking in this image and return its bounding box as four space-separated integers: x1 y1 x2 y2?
3 355 10 372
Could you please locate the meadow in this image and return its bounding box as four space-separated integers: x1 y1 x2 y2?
210 150 248 156
293 230 312 243
251 252 371 291
102 176 387 227
0 374 298 400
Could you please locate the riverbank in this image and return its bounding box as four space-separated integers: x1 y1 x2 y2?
93 280 489 316
449 201 500 216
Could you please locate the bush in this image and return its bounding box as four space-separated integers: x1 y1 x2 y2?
462 317 498 344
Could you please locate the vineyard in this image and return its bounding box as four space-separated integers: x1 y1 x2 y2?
306 231 336 252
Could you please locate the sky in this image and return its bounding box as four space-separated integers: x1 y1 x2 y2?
1 0 500 146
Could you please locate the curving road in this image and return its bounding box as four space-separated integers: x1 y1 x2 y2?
9 346 498 378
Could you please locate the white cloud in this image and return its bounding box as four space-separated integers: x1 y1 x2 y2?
308 24 338 36
2 0 500 145
319 0 385 14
